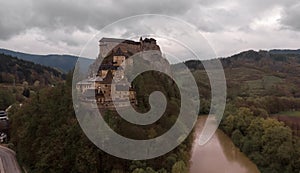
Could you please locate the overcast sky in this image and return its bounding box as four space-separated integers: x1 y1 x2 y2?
0 0 300 60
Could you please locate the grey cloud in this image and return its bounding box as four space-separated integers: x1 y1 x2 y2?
1 0 300 59
0 0 198 41
0 0 31 39
1 0 298 41
193 0 299 33
280 2 300 31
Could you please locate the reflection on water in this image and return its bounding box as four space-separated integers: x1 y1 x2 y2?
190 116 260 173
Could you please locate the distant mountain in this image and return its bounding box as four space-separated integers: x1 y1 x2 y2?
0 48 94 73
0 53 63 85
269 49 300 55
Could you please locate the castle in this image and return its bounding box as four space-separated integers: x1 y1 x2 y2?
76 37 161 109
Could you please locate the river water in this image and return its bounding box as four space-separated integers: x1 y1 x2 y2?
190 116 260 173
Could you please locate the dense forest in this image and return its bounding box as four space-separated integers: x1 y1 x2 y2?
9 71 191 173
220 104 300 172
0 53 63 85
0 48 93 73
0 53 65 110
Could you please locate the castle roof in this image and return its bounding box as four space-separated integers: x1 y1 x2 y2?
116 85 129 91
77 80 92 85
100 37 140 45
89 76 103 82
115 47 126 56
102 70 113 84
100 37 126 43
143 38 156 43
98 64 118 70
77 76 103 84
83 89 96 98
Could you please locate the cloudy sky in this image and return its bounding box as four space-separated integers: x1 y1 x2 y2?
0 0 300 60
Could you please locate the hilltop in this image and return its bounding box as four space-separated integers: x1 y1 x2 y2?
0 48 93 73
182 49 300 99
0 53 63 85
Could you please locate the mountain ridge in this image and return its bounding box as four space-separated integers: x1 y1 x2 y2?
0 53 63 85
0 48 93 73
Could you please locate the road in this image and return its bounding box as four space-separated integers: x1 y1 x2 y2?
0 146 21 173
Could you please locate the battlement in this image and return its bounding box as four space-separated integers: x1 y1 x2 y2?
99 37 160 59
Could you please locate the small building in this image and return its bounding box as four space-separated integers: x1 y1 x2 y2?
77 56 136 109
76 76 102 93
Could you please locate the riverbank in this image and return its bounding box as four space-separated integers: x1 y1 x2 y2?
189 116 260 173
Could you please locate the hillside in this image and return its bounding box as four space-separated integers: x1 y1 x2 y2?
6 47 300 173
269 49 300 55
0 48 93 73
182 49 300 99
0 53 63 85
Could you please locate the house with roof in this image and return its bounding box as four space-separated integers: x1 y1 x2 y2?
76 39 138 109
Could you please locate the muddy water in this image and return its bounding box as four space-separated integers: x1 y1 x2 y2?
190 116 260 173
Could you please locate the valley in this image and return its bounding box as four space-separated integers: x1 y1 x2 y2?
1 47 300 172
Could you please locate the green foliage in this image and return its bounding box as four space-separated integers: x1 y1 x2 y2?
0 53 62 85
9 79 192 173
276 111 300 117
0 89 15 110
273 54 288 62
132 168 146 173
171 161 188 173
231 129 244 148
199 99 210 114
22 88 30 98
10 84 99 173
221 107 300 173
234 96 300 115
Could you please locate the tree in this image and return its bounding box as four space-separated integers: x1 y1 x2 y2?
261 119 293 171
10 84 99 173
157 168 167 173
171 161 188 173
222 114 235 135
231 129 244 148
0 89 15 110
132 168 145 173
292 138 300 172
235 107 253 134
164 154 177 171
22 88 30 98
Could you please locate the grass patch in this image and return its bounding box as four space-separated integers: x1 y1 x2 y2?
246 75 282 90
276 111 300 117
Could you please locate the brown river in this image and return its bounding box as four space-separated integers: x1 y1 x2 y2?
190 116 260 173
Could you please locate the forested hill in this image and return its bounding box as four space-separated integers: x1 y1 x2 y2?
269 49 300 55
183 49 300 98
0 48 93 73
0 53 63 85
185 49 300 71
180 49 300 173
